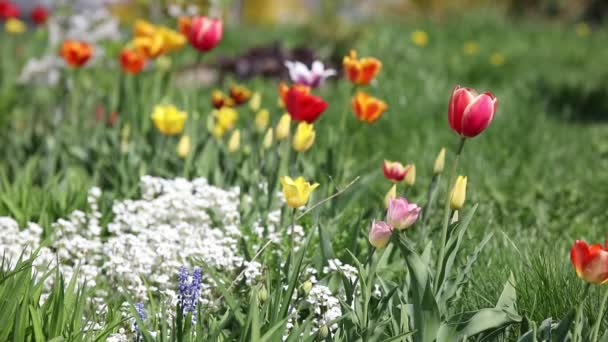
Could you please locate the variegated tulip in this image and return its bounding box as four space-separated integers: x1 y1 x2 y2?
382 160 409 183
368 221 392 249
448 85 498 138
571 240 608 284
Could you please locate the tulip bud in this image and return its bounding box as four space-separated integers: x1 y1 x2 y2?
448 85 497 138
249 92 261 112
450 176 467 210
263 128 273 149
255 109 269 132
368 221 393 249
384 184 397 208
404 164 416 186
188 16 223 52
292 122 315 152
227 129 240 153
450 210 459 224
386 197 421 230
433 148 445 175
318 325 330 339
258 285 268 303
177 135 191 158
275 114 291 141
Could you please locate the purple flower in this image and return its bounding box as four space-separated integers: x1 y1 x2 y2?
386 197 421 230
284 60 336 88
177 266 203 321
133 302 145 341
368 220 393 249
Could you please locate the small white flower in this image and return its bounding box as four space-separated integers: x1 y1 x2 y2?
284 60 336 88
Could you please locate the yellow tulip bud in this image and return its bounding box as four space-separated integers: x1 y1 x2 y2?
275 113 291 141
384 184 397 208
258 285 268 303
280 176 319 208
263 128 273 149
5 18 26 34
249 92 261 112
255 109 269 132
292 122 315 153
433 148 445 175
450 176 468 210
227 129 240 153
177 135 191 158
404 164 416 186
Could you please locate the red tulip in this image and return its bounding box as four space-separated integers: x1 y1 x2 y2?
285 85 328 123
30 5 48 25
571 240 608 284
448 85 497 138
0 0 20 19
188 16 223 52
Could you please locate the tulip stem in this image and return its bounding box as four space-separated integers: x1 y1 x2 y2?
574 283 591 342
591 285 608 342
434 137 466 293
289 208 296 251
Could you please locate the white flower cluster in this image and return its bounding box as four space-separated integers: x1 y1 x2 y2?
323 258 358 282
306 284 342 331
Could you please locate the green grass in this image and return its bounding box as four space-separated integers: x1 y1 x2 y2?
1 8 608 339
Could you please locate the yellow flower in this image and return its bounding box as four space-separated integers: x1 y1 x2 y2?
177 135 191 158
463 41 479 55
255 109 269 132
384 184 397 208
212 124 226 138
450 176 468 210
280 176 319 208
5 18 26 34
133 34 165 59
404 164 416 186
292 122 315 152
134 19 157 38
249 92 261 112
275 114 291 141
411 30 428 47
151 104 187 135
215 107 239 132
433 148 445 175
263 128 273 149
227 129 240 153
158 26 186 53
489 52 505 66
576 22 590 37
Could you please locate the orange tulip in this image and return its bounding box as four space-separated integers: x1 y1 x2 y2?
343 50 381 86
571 240 608 284
178 16 192 36
352 91 387 124
229 84 252 105
60 40 93 68
120 48 145 74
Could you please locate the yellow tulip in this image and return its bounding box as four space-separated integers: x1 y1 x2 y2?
433 148 445 175
292 122 315 152
177 135 191 158
255 109 269 132
215 107 239 132
275 113 291 141
158 26 186 53
411 30 428 47
249 92 261 112
211 124 226 138
151 104 187 135
133 34 165 59
280 176 319 208
263 128 273 149
5 18 26 34
450 176 468 210
134 19 157 38
384 184 397 208
404 164 416 186
227 129 240 152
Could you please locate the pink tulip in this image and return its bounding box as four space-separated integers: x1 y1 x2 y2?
368 221 393 249
188 16 223 52
448 85 497 137
386 197 420 230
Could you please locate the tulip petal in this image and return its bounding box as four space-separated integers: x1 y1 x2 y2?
571 240 589 277
448 86 475 135
461 92 496 137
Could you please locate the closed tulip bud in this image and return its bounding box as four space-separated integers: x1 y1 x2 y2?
386 197 421 230
450 176 467 210
275 114 291 141
280 176 319 208
448 85 498 138
433 148 446 175
318 325 330 339
292 122 315 152
249 92 261 112
571 240 608 284
255 109 269 132
227 129 240 153
177 135 191 158
258 285 268 303
384 184 397 208
263 128 273 149
404 164 416 186
188 16 223 52
368 221 393 249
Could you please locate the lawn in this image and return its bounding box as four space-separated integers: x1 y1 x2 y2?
1 3 608 341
